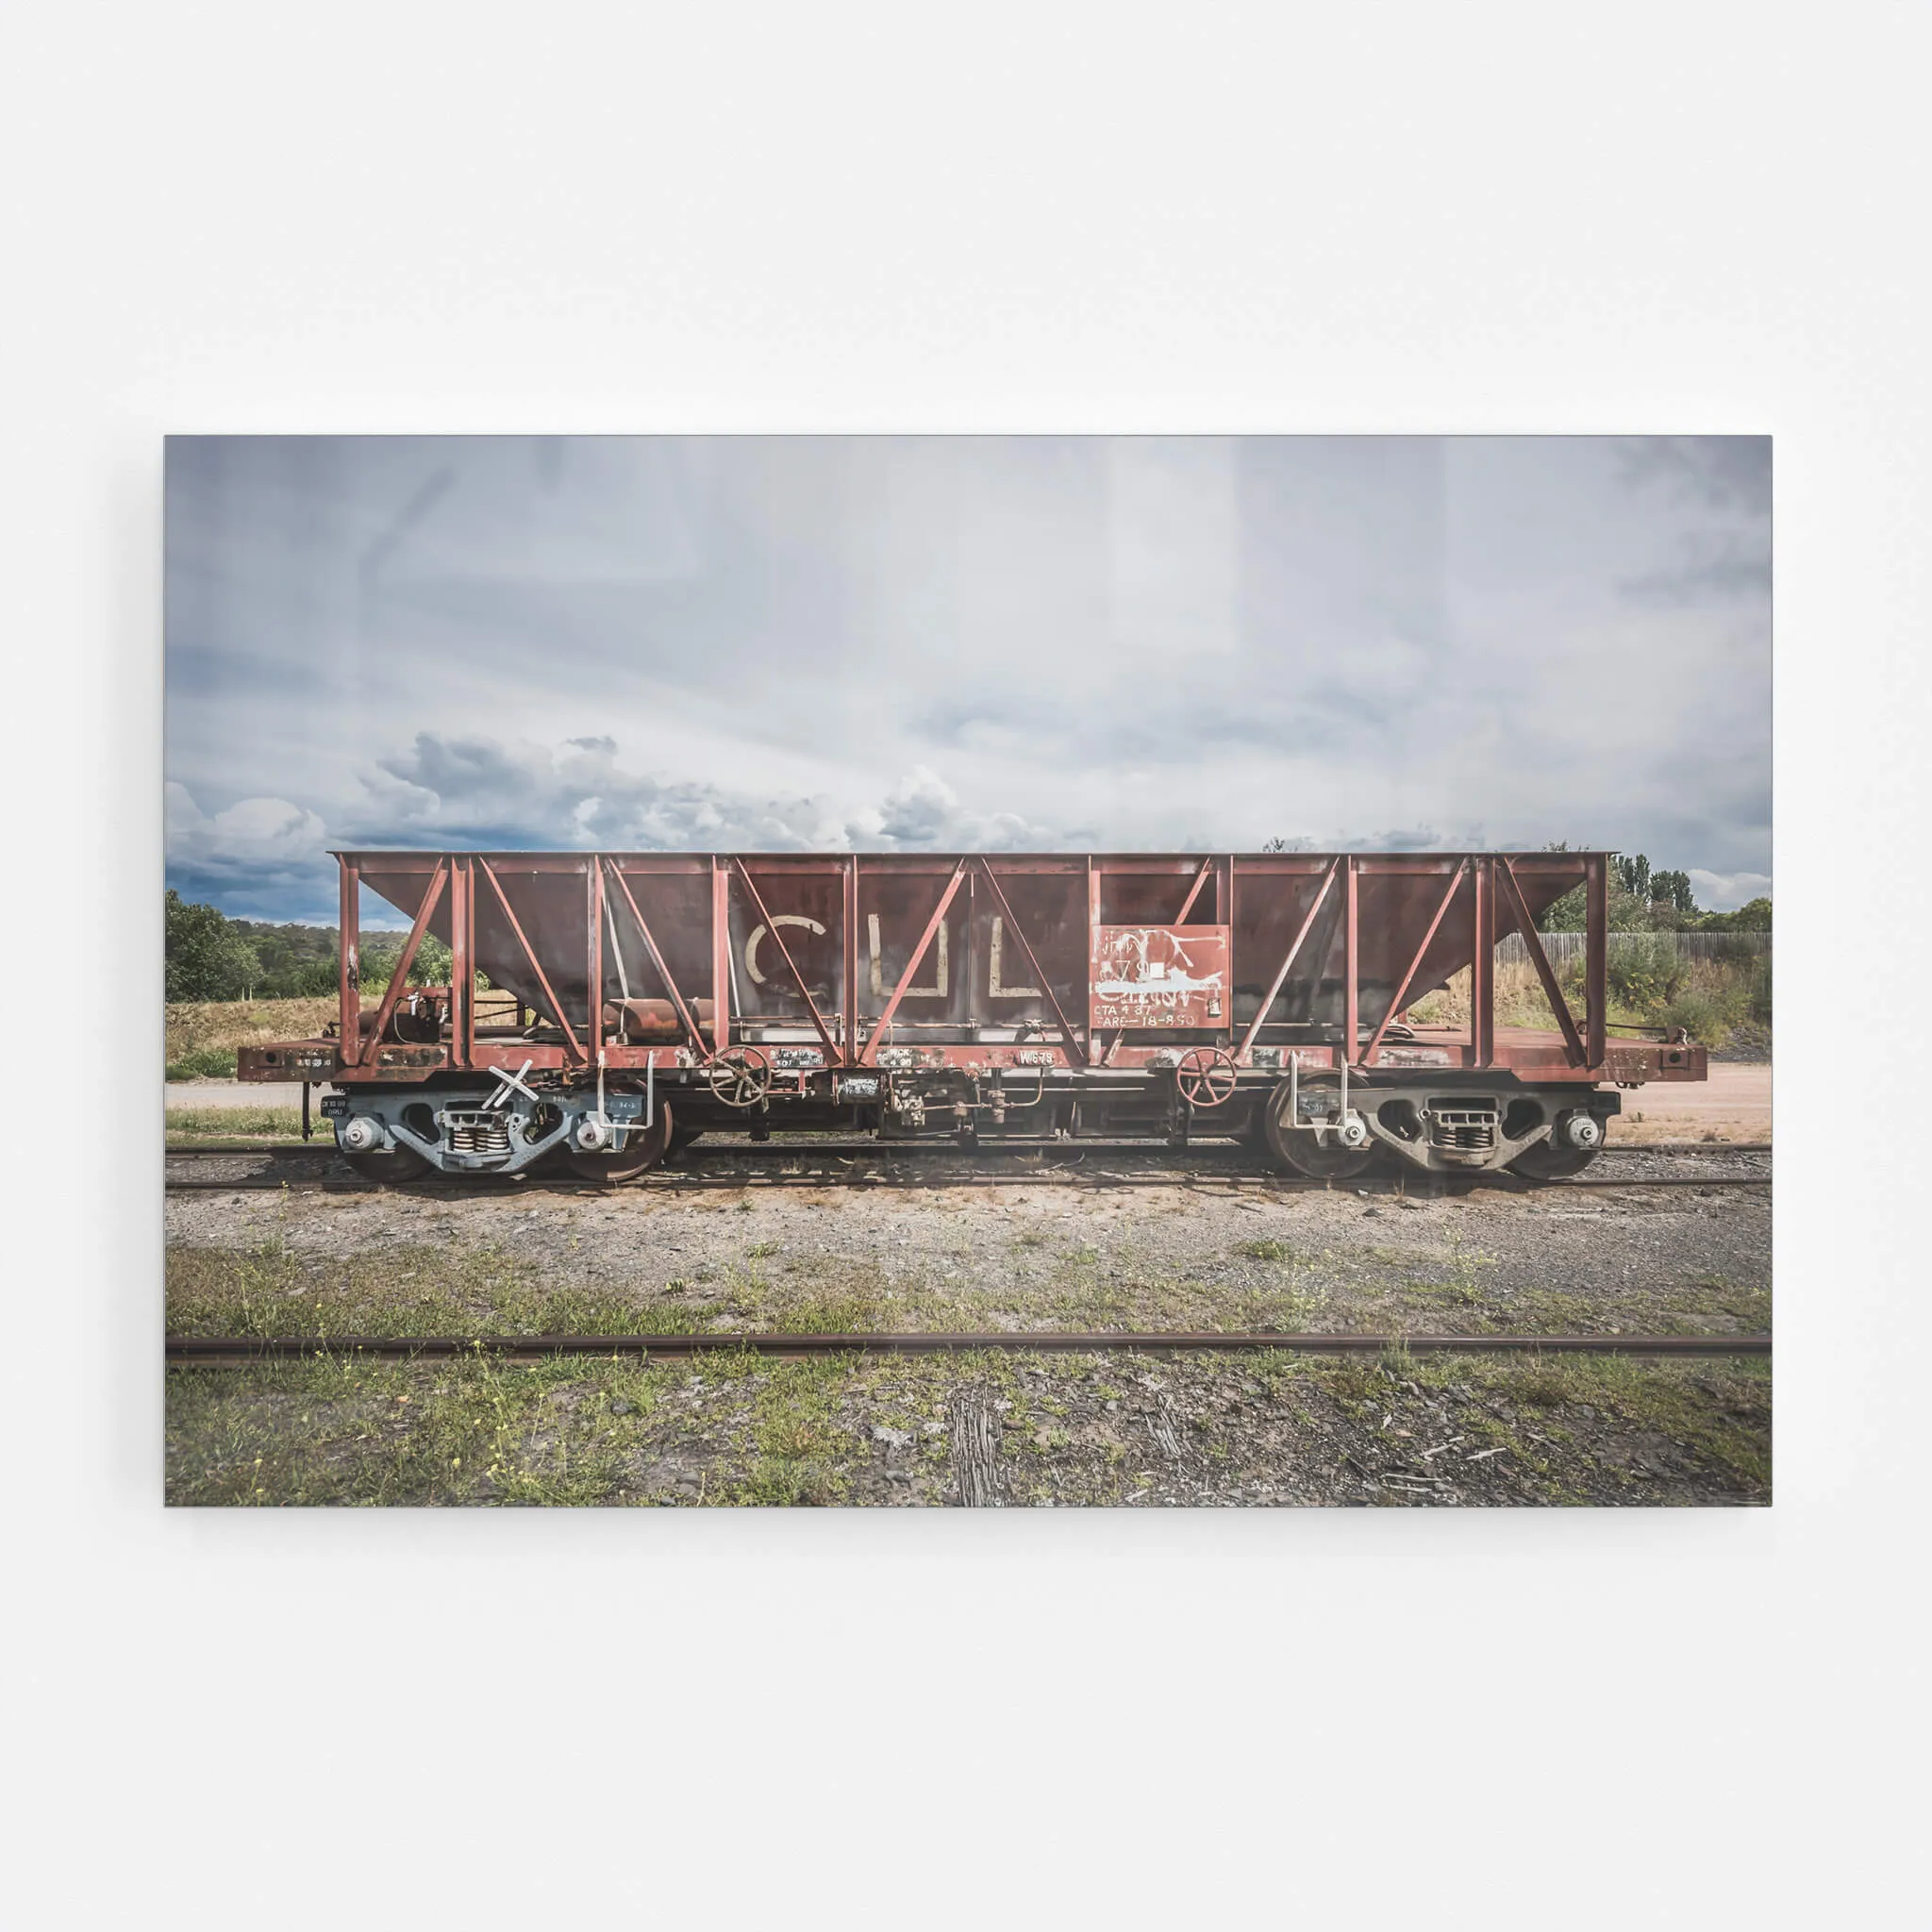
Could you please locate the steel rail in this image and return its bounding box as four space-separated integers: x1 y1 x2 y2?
163 1166 1772 1197
163 1138 1775 1160
167 1330 1771 1365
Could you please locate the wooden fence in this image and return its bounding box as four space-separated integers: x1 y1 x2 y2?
1502 931 1772 968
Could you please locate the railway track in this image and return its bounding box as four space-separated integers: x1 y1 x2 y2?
164 1140 1772 1196
165 1138 1774 1159
166 1329 1772 1366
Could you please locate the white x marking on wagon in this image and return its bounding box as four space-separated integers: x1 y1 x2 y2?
483 1059 539 1109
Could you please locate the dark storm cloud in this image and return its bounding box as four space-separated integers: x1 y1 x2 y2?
164 436 1772 922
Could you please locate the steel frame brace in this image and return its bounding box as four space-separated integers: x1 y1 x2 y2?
1235 857 1340 1064
477 858 584 1063
604 860 708 1055
859 859 968 1065
1497 858 1587 1068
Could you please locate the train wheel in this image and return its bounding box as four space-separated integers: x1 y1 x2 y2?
340 1141 432 1184
1263 1079 1380 1180
1506 1138 1602 1181
565 1104 675 1183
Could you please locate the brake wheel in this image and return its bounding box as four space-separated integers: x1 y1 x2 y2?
706 1046 773 1109
1174 1047 1238 1108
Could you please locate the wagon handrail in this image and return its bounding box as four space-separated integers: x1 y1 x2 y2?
974 859 1090 1069
362 857 449 1055
604 858 708 1054
1497 858 1588 1068
475 857 585 1063
1359 859 1466 1067
1235 857 1341 1063
859 858 969 1066
732 860 841 1062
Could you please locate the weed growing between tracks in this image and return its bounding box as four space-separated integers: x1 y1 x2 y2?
163 1344 1772 1508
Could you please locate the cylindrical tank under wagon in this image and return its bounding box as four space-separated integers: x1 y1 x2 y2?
239 848 1708 1183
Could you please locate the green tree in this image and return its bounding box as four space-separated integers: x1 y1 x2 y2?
1702 895 1772 933
164 889 260 1001
278 955 340 997
1651 869 1695 915
359 932 459 991
1535 846 1652 933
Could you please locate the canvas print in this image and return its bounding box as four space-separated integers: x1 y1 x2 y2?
163 437 1771 1506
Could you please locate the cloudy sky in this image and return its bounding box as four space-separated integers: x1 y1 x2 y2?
164 435 1771 924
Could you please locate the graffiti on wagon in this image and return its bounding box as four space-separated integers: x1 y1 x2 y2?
1089 924 1230 1028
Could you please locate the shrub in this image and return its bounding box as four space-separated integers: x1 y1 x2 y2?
1607 931 1690 1011
165 1044 240 1080
1659 959 1760 1046
1659 988 1729 1046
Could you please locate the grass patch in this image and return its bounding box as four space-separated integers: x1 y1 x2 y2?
1400 1237 1499 1312
1395 1348 1772 1495
166 1239 895 1342
166 996 340 1065
166 1045 239 1080
1675 1273 1773 1330
163 1341 1770 1507
166 1107 308 1142
718 1357 858 1506
167 1239 685 1340
163 1348 646 1507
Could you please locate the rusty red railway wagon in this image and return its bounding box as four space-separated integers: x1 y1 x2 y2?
239 849 1707 1183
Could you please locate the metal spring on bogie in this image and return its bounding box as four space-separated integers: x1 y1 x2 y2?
444 1112 511 1157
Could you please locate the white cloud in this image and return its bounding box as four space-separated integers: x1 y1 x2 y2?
339 736 1067 861
166 782 327 874
853 766 1062 851
1688 869 1774 912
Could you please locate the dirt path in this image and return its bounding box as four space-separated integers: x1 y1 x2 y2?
1615 1061 1770 1143
167 1080 308 1109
